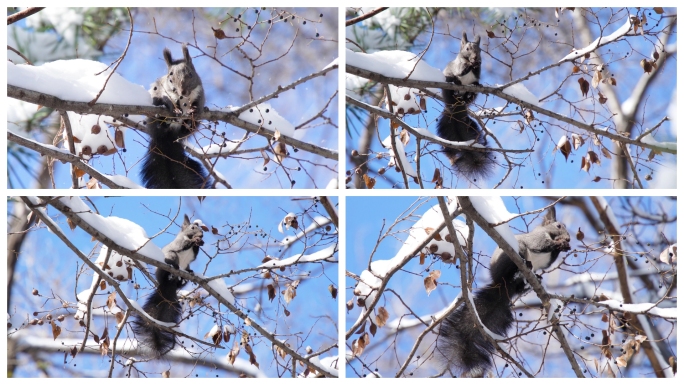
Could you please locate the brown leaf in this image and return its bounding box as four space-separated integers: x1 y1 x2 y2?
228 340 240 365
572 65 580 74
609 77 617 86
328 284 337 299
261 149 270 166
653 7 664 14
363 174 376 189
273 129 281 141
267 284 276 302
581 155 591 172
557 135 571 161
587 150 601 166
399 129 410 146
419 96 426 111
346 299 354 311
524 109 534 124
273 142 288 163
640 59 653 74
598 91 607 104
107 291 117 310
601 330 613 360
429 270 441 280
390 119 400 129
571 133 584 150
162 371 171 378
486 30 496 38
577 77 590 97
376 307 389 327
419 252 426 265
369 322 377 336
67 217 77 230
212 27 228 39
517 120 525 133
86 178 99 189
424 275 437 296
576 228 585 241
600 147 612 159
51 321 61 340
114 129 124 148
431 168 441 183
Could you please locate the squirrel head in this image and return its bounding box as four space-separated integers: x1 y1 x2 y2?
460 32 481 65
538 206 571 252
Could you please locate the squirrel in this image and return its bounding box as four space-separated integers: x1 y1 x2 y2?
140 44 211 189
436 206 571 377
436 32 495 180
133 214 204 357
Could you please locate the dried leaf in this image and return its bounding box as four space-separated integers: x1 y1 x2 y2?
419 252 426 265
601 146 612 159
260 149 270 166
486 30 496 38
390 119 400 129
369 322 377 336
572 65 580 74
581 155 591 172
653 7 664 14
419 96 426 111
592 68 602 88
267 284 276 302
162 371 171 378
587 150 601 166
67 217 77 230
399 129 410 146
114 129 125 148
429 270 441 280
376 307 389 327
601 330 613 360
328 284 337 299
578 77 590 97
228 340 240 365
431 168 441 183
524 109 534 124
212 27 228 39
571 133 585 150
51 321 61 340
424 275 437 296
557 135 571 161
363 174 376 189
640 59 653 74
598 91 607 104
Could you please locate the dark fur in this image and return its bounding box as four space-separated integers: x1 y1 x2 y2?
132 266 187 357
436 207 571 377
141 44 210 189
436 32 495 180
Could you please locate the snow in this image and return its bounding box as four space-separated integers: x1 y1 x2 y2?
598 299 677 319
104 174 144 189
382 134 417 178
280 216 332 246
7 59 152 106
197 142 240 155
207 278 236 305
640 134 676 150
499 82 540 107
412 127 482 149
323 57 338 70
230 103 295 138
96 246 133 281
559 17 633 62
65 112 122 160
325 178 339 189
469 196 518 253
57 197 165 262
257 244 337 268
346 50 443 82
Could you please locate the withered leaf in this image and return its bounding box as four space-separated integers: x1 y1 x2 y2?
212 27 228 39
653 7 664 14
640 59 653 74
419 252 426 265
363 174 376 189
581 155 590 172
369 322 377 336
399 129 410 146
424 275 437 296
572 65 580 74
587 150 601 166
598 91 607 104
51 321 61 340
376 307 389 327
328 284 337 299
419 96 426 111
431 168 441 183
577 77 590 97
267 284 276 302
571 133 584 150
114 129 124 148
486 30 496 38
228 340 240 365
592 68 602 88
557 135 571 161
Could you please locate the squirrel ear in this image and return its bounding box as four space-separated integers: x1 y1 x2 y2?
473 35 481 45
183 214 191 226
461 31 468 45
182 44 192 64
163 48 173 66
543 206 558 225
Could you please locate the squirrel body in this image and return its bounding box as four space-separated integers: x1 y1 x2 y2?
437 207 571 377
436 32 495 180
133 214 204 357
141 44 210 189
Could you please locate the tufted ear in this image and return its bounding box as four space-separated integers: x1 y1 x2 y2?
163 47 173 67
542 206 557 225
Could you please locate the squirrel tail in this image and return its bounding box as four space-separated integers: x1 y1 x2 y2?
436 103 495 181
132 268 185 357
437 272 526 377
141 120 210 189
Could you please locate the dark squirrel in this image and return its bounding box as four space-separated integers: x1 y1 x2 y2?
133 214 204 357
436 206 571 377
436 32 495 180
140 44 211 189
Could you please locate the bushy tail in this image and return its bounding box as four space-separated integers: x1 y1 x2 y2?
436 106 495 181
141 120 210 189
436 282 515 377
132 269 184 357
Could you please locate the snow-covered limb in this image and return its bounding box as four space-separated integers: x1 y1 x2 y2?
258 243 338 269
346 64 676 155
8 84 338 161
7 131 129 189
